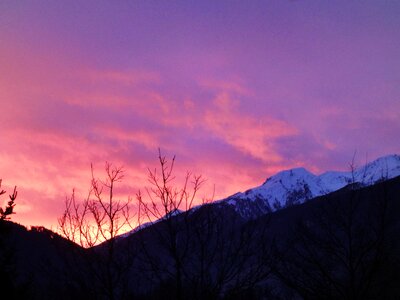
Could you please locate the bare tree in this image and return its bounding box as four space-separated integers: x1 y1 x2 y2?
134 151 273 299
135 150 206 300
58 163 135 300
59 163 133 247
57 153 273 299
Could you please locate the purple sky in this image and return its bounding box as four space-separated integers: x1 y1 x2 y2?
1 0 399 229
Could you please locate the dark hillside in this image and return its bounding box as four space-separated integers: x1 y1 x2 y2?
0 221 84 299
1 176 399 299
257 175 400 299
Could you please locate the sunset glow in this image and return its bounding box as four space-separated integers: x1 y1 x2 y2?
1 1 399 229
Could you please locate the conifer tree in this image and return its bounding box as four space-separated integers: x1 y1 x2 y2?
0 180 17 221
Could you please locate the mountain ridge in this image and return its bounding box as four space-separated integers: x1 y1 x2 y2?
121 154 400 236
216 154 400 219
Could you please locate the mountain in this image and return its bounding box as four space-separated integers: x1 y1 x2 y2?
113 173 400 299
216 154 400 219
0 222 84 299
121 154 400 237
3 155 400 299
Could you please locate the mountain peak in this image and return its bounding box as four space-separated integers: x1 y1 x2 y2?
221 154 400 219
263 167 312 185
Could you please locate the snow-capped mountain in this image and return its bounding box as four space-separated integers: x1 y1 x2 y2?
218 154 400 219
121 154 400 237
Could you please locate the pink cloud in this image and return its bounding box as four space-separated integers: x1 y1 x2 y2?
203 92 298 162
1 1 399 231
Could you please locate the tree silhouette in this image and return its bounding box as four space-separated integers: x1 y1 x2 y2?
135 150 206 300
58 163 135 300
134 151 273 299
0 180 22 299
0 179 17 221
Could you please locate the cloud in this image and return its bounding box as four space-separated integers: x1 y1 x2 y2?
203 92 298 163
1 0 399 231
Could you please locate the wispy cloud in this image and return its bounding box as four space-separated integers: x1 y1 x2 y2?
1 1 399 229
203 92 297 162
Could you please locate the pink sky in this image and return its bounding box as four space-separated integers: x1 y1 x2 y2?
1 1 399 229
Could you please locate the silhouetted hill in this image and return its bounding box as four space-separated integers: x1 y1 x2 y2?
2 175 400 299
0 221 84 299
102 175 400 299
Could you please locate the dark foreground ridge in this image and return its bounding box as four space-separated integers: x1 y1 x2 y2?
1 175 400 299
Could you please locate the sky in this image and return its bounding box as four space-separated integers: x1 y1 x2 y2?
1 0 399 230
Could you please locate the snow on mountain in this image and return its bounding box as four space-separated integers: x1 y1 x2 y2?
219 154 400 219
119 154 400 237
